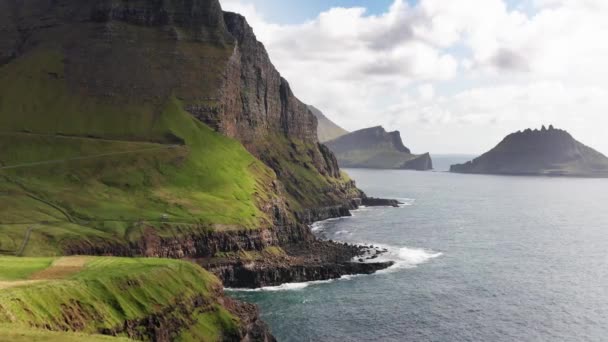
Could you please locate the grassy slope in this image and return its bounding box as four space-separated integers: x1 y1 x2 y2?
0 326 133 342
0 48 280 255
261 135 360 211
0 257 238 341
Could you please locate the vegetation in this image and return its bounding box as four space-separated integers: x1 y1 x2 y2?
260 134 360 211
0 48 282 256
0 326 133 342
0 257 239 341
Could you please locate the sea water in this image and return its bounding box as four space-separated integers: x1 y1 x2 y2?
229 166 608 341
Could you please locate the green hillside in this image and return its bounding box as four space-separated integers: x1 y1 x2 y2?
0 48 282 256
0 256 239 341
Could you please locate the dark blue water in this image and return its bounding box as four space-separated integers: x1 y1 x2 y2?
229 169 608 342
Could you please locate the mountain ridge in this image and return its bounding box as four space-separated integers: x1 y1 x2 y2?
325 126 433 170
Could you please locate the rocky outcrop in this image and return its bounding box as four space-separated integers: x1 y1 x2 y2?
213 259 393 289
203 240 393 288
362 197 401 208
325 126 433 170
402 152 433 171
450 126 608 177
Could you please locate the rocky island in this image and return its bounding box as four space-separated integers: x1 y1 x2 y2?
0 0 396 340
450 126 608 177
325 126 433 170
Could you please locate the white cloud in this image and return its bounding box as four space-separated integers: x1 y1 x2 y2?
221 0 608 154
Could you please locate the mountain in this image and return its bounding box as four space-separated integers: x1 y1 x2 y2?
450 126 608 177
0 0 394 339
325 126 433 170
308 105 348 142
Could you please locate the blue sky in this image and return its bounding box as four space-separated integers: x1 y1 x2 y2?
238 0 401 23
230 0 532 24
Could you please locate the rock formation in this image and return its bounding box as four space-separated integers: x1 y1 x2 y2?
325 126 433 170
450 126 608 177
308 105 349 142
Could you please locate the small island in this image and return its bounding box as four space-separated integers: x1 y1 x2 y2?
325 126 433 170
450 126 608 177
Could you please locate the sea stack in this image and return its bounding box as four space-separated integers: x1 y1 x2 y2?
450 126 608 177
325 126 433 170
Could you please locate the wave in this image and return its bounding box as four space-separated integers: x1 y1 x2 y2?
226 274 363 292
226 246 442 292
369 244 443 273
395 198 416 207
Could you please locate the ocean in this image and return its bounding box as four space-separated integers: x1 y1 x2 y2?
229 165 608 341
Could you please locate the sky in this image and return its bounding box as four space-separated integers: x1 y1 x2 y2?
220 0 608 154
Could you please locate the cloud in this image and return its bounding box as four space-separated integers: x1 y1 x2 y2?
220 0 608 154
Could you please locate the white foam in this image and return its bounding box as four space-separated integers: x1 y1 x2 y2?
226 274 360 292
395 198 416 207
369 244 443 273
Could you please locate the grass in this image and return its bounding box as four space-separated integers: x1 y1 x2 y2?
0 48 281 255
0 325 133 341
260 134 361 210
0 257 54 280
0 257 239 341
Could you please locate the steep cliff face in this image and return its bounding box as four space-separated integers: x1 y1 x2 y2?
450 126 608 177
0 0 361 239
214 12 361 212
325 126 433 170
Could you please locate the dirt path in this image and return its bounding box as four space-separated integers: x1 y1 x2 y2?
29 256 89 280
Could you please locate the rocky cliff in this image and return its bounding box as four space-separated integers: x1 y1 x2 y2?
450 126 608 177
325 126 433 170
308 105 349 142
0 0 396 297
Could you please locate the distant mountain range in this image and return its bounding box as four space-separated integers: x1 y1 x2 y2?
451 126 608 177
325 126 433 170
308 105 349 142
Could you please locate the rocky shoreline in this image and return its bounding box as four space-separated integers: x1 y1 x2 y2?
199 198 400 289
200 241 394 289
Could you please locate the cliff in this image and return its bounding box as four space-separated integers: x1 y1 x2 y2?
450 126 608 177
0 0 367 256
0 256 275 341
307 105 349 142
325 126 433 170
0 1 396 335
